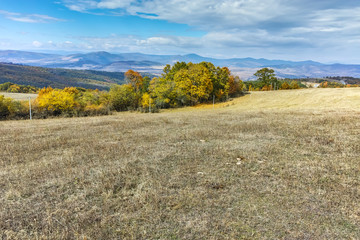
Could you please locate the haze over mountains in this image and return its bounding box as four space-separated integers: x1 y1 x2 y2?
1 50 360 80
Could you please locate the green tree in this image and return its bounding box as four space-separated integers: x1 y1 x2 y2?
149 77 177 108
254 68 277 87
109 84 138 111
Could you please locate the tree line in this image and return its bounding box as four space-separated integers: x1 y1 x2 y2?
1 61 244 120
3 65 358 120
247 69 360 90
110 62 244 112
245 68 305 91
0 82 40 93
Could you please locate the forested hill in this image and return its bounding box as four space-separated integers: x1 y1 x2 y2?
0 63 129 90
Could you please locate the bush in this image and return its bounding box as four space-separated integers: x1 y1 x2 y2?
0 95 10 119
0 95 29 120
36 88 76 116
109 84 139 111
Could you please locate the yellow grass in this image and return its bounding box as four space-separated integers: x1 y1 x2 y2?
1 88 360 239
1 92 38 101
190 88 360 111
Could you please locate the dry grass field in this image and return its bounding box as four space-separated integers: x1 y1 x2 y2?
1 88 360 239
0 92 38 101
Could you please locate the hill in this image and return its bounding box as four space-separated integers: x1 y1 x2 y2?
1 88 360 239
0 63 128 90
2 50 360 79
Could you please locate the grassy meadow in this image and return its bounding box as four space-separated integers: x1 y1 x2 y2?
1 92 38 101
1 88 360 239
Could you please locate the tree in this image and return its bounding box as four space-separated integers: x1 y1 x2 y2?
281 82 290 90
176 64 213 105
254 68 277 87
125 70 144 93
149 77 177 108
228 76 244 97
290 81 300 89
109 84 138 111
36 88 76 115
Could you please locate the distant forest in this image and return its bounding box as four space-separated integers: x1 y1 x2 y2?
0 63 131 90
296 76 360 85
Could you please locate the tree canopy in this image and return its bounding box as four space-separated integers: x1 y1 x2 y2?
254 68 277 87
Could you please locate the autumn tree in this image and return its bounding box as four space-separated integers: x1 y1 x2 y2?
290 81 300 89
125 70 144 93
174 64 213 105
281 82 290 90
36 87 76 115
228 76 244 97
0 95 10 119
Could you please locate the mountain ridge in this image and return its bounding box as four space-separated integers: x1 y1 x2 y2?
1 50 360 79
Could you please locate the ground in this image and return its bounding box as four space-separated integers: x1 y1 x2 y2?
1 88 360 239
0 92 38 101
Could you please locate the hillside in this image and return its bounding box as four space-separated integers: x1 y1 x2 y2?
0 63 128 90
1 88 360 239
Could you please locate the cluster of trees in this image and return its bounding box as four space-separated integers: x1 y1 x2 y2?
110 62 244 112
1 62 245 120
318 81 360 88
246 68 305 91
0 82 39 93
35 87 109 117
323 76 360 85
0 87 109 120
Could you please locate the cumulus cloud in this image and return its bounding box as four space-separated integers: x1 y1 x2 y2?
60 0 360 40
54 1 360 61
0 10 65 23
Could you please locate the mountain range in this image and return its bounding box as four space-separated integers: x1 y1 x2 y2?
1 50 360 80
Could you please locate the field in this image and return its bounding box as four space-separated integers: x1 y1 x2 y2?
1 92 38 101
1 88 360 239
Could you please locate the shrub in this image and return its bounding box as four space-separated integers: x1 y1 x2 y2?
36 88 76 115
109 84 139 111
0 95 29 120
0 95 10 119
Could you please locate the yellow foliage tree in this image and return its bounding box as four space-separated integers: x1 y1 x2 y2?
281 82 290 90
290 81 300 89
140 92 155 111
36 88 75 114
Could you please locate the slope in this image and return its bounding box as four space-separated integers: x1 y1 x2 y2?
0 63 127 90
1 88 359 239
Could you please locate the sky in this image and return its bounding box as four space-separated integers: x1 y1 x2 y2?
0 0 360 63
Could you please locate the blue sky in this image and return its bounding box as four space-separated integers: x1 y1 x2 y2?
0 0 360 63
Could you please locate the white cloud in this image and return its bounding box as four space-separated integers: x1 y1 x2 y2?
62 0 288 29
32 41 43 47
97 0 133 9
0 10 65 23
13 0 358 62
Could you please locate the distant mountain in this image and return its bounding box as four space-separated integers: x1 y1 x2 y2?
0 50 60 63
1 50 360 80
